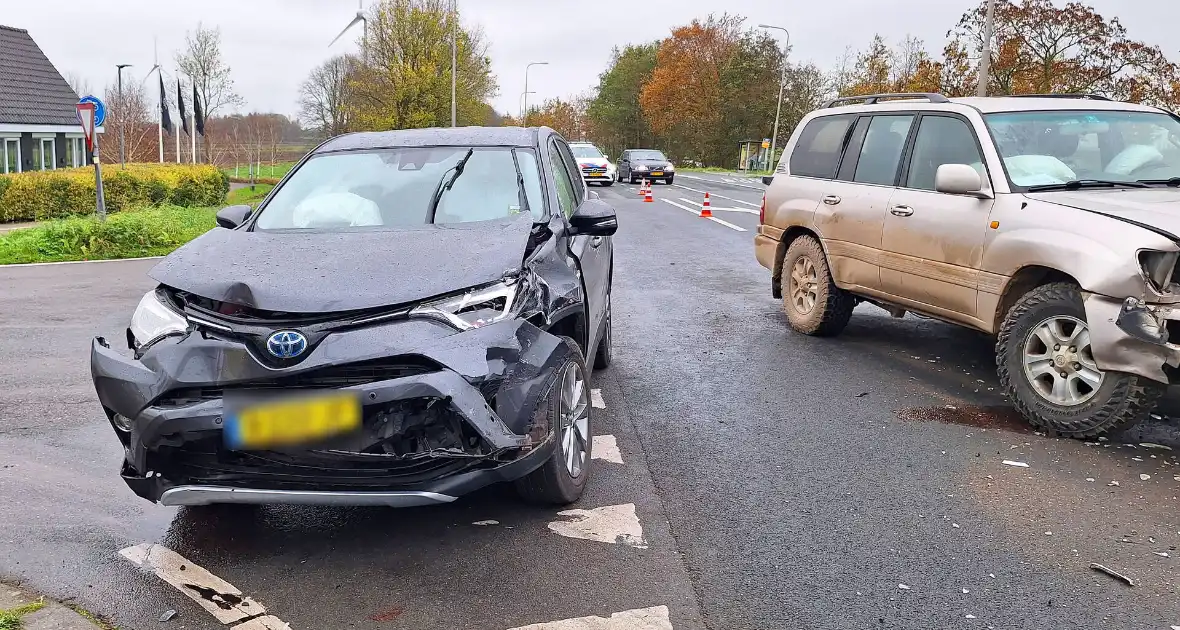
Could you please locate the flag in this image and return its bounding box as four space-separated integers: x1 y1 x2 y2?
178 79 189 136
192 84 205 136
158 74 172 134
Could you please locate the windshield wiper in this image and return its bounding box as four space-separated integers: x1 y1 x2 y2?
425 148 475 223
1136 177 1180 187
1026 179 1149 192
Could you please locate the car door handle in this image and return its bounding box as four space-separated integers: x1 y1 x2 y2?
890 205 914 217
822 195 841 205
590 236 603 248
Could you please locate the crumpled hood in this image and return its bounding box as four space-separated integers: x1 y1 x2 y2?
1028 188 1180 239
149 213 534 313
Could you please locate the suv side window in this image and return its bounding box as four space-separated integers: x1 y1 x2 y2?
788 114 855 179
548 141 578 218
553 139 586 205
853 115 914 186
904 115 985 191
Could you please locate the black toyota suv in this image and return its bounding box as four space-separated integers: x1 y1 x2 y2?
90 126 617 508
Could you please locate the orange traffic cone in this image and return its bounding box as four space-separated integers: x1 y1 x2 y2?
638 179 648 196
700 192 713 217
644 187 653 203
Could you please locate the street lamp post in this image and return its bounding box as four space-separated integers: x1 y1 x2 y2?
758 25 789 173
116 64 132 168
450 0 458 127
519 91 535 121
522 62 548 126
977 0 996 97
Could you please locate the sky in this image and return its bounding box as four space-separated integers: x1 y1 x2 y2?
3 0 1178 121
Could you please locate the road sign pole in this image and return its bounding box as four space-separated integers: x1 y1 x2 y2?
93 128 106 220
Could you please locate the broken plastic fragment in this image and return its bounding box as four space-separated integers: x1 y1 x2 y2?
472 520 500 526
159 610 177 622
898 584 911 590
1141 443 1173 450
1002 460 1029 468
1109 481 1121 487
1140 474 1152 481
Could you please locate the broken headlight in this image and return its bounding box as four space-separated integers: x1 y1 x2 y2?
410 276 540 331
129 289 189 350
1138 250 1180 293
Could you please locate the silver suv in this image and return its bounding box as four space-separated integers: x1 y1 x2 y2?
755 92 1180 437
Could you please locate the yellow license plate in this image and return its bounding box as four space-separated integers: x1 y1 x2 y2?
225 392 361 449
651 171 664 176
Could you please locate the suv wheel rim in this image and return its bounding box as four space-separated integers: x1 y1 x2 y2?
1022 315 1105 406
789 257 819 314
559 362 589 478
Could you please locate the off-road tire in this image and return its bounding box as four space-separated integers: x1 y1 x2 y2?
996 282 1164 437
780 235 854 336
515 337 593 505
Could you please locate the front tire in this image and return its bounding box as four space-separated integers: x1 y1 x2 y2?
602 179 614 187
515 337 593 505
996 282 1163 437
780 235 854 336
594 294 612 370
665 176 674 185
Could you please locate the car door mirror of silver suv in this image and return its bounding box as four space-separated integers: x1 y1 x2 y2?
935 164 991 198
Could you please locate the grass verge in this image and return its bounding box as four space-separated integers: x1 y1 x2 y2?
0 601 46 630
223 162 294 182
0 205 217 265
226 183 274 207
678 166 772 176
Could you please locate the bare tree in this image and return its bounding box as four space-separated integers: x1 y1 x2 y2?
890 35 927 87
64 71 92 98
101 73 156 163
175 23 244 118
298 55 355 139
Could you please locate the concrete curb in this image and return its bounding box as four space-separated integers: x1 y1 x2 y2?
1 583 102 630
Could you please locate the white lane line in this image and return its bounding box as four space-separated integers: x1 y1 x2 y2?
660 199 747 232
1 255 164 269
508 606 672 630
676 197 759 215
120 543 287 626
592 435 623 464
671 183 761 207
236 617 292 630
679 172 764 191
547 503 648 548
591 388 606 409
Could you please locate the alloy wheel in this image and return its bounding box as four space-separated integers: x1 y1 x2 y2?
789 256 819 314
1022 315 1105 406
559 362 589 477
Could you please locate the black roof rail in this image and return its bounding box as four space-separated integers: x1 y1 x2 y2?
822 92 950 108
1005 93 1113 101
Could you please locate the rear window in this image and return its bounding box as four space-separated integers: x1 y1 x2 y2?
789 115 854 179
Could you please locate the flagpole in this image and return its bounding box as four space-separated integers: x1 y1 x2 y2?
190 78 196 165
155 38 163 163
175 75 182 163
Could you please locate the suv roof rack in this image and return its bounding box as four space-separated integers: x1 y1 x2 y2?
822 92 950 108
1005 93 1112 101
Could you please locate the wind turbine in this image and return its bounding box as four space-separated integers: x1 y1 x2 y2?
330 0 368 55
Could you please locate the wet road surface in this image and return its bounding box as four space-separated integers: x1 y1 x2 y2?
2 179 1179 628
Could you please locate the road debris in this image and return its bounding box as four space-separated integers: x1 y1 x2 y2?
1140 474 1151 481
1153 552 1170 558
953 523 960 528
962 588 969 593
472 520 500 526
1090 563 1135 587
159 610 177 622
1141 443 1173 450
966 614 977 619
855 392 869 398
1085 478 1095 482
1109 481 1121 487
1002 460 1029 468
898 584 911 590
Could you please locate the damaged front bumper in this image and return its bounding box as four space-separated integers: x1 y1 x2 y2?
1085 294 1180 384
91 317 574 506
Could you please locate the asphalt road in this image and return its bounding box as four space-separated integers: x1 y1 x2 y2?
2 175 1179 629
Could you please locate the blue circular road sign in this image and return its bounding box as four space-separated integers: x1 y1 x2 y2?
79 95 106 127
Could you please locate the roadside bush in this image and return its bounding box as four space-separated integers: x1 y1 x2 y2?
0 205 218 264
227 176 281 186
0 164 226 223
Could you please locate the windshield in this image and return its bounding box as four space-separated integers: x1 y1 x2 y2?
630 150 667 161
984 110 1180 188
571 145 604 159
253 147 545 230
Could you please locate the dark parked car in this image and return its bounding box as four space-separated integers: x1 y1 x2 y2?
617 149 675 185
91 126 618 508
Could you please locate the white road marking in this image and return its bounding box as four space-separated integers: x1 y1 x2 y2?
591 388 606 409
660 199 747 232
120 543 287 626
592 435 623 464
547 503 648 548
508 606 672 630
676 197 758 215
671 183 760 207
1 255 164 269
236 617 292 630
678 173 764 191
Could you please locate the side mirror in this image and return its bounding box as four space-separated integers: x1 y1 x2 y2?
935 164 987 196
216 204 253 229
569 199 617 237
762 175 775 186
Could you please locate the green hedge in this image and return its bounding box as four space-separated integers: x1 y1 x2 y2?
0 164 228 223
0 205 218 264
